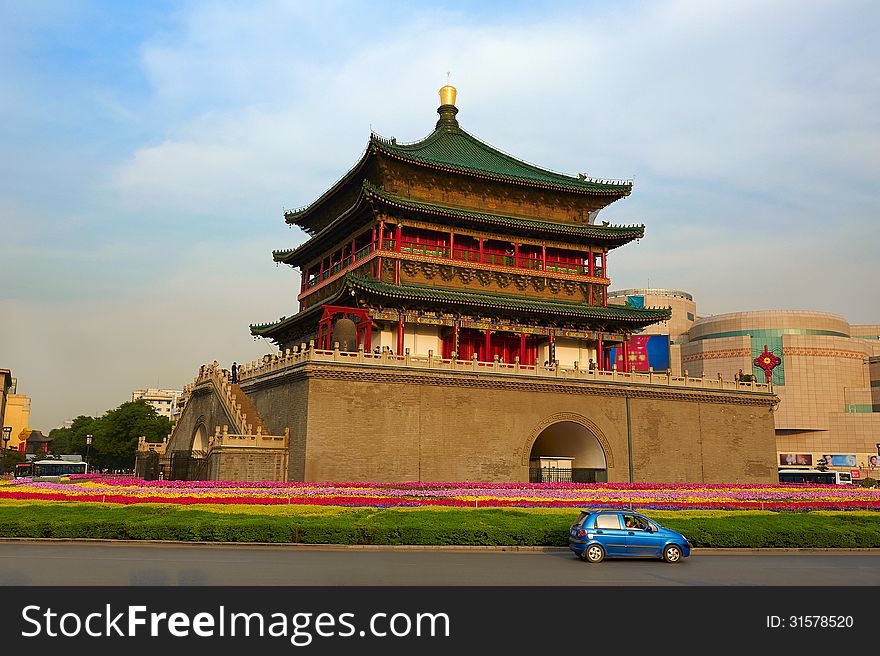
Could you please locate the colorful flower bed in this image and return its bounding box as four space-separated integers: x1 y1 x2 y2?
1 476 878 510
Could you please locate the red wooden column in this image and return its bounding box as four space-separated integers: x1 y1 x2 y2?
449 230 454 259
621 339 630 372
541 244 547 271
484 329 491 361
350 237 356 263
519 331 526 363
397 316 405 355
596 338 604 371
479 238 484 264
514 243 520 268
394 224 402 284
453 321 459 355
363 320 372 352
377 221 385 280
603 285 608 307
603 251 608 280
588 251 595 277
318 318 329 349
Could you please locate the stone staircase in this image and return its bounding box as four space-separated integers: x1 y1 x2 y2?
183 361 268 435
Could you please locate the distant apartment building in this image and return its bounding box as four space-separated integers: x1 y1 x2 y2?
131 388 183 420
1 369 12 442
0 374 32 452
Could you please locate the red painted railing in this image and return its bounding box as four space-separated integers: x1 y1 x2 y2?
302 238 605 294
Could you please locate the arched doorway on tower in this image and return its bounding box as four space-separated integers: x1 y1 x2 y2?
528 421 607 483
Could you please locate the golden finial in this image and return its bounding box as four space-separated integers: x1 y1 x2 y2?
439 72 457 107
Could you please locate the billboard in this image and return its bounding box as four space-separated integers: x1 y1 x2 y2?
820 454 857 467
779 453 812 466
609 335 670 372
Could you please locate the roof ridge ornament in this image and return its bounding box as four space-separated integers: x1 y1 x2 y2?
437 82 459 130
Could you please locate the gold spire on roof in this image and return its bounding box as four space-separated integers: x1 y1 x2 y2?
439 72 457 106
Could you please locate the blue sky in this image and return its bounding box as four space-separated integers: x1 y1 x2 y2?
1 0 878 429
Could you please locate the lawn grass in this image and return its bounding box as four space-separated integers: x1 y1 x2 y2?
0 500 878 547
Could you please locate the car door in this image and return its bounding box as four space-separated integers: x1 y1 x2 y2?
593 512 628 556
624 515 665 556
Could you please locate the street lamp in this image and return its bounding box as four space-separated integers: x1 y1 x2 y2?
2 426 11 476
85 434 93 473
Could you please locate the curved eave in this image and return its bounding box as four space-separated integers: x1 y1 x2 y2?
272 249 295 262
346 275 670 326
283 142 373 233
370 134 632 197
276 191 374 266
362 181 644 246
279 181 644 268
249 285 350 338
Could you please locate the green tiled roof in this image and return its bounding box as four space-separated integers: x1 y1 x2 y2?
250 273 670 339
249 283 350 337
285 106 630 232
272 249 295 260
363 181 643 240
346 274 669 325
371 126 631 196
275 181 644 266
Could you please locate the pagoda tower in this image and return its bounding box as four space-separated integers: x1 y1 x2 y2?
251 85 669 370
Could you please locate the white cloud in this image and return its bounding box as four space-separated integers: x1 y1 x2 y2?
0 236 293 429
6 0 879 428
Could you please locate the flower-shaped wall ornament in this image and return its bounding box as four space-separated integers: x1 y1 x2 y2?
754 345 781 383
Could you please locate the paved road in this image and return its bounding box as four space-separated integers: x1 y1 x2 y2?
1 542 879 585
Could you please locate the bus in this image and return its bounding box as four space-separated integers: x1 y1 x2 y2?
13 463 33 478
778 469 852 485
13 460 87 479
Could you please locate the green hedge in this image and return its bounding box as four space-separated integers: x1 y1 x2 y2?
0 503 878 548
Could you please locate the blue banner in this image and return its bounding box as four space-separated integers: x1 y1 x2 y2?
626 295 644 309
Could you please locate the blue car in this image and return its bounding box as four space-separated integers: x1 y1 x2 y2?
569 509 691 563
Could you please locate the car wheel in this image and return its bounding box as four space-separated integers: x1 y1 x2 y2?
584 544 605 563
663 544 683 563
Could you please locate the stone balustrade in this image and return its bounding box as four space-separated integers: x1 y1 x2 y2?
208 425 290 450
136 435 169 455
187 361 252 434
232 342 773 394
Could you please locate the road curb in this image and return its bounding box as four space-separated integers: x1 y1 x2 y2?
1 538 879 554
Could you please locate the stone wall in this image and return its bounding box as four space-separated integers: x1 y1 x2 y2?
241 353 777 484
208 447 288 482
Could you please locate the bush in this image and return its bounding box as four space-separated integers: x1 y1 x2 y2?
1 503 879 547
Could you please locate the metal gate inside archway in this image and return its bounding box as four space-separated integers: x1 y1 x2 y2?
528 421 607 483
169 450 208 481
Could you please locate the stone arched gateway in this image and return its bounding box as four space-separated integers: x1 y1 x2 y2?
522 413 613 483
191 420 208 452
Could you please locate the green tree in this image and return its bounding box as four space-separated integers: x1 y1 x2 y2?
47 415 97 458
45 403 171 472
89 401 171 472
1 448 26 474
